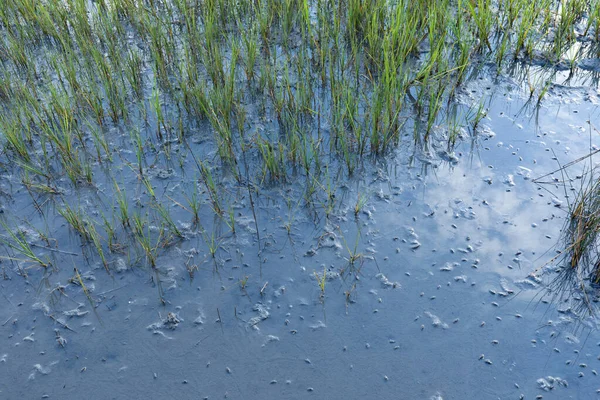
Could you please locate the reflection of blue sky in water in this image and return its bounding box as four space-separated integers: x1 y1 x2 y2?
349 86 600 398
406 80 600 287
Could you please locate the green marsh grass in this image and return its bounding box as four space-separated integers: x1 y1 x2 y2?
153 200 183 239
86 219 109 272
113 181 131 228
0 220 49 268
132 211 161 268
184 183 202 227
199 163 223 215
354 193 369 217
58 204 90 242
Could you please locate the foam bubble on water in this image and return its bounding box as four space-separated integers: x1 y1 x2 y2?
504 174 515 187
318 231 342 250
310 268 340 282
309 321 327 331
248 303 270 329
194 309 206 325
564 333 579 344
499 279 515 294
63 307 89 318
537 376 568 391
32 302 50 315
150 331 173 340
440 262 455 271
115 258 128 272
480 125 496 138
31 361 59 379
425 312 449 329
514 273 542 290
158 266 179 291
516 166 532 179
375 273 400 289
262 335 280 347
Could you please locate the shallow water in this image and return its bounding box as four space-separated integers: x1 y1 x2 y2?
2 70 600 400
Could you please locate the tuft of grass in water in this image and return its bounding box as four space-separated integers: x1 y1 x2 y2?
87 220 109 272
199 163 223 215
132 211 162 268
258 137 287 182
72 266 95 305
354 193 369 217
239 275 249 290
114 181 131 228
184 182 202 227
59 204 90 242
226 206 236 234
153 200 183 239
0 220 49 268
101 213 122 254
535 140 600 315
203 230 221 259
314 266 327 298
0 114 31 162
337 227 364 267
467 101 488 133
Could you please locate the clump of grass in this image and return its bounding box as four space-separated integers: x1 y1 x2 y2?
354 193 369 217
153 200 183 240
0 220 49 268
204 230 221 259
314 266 327 298
58 204 90 241
132 212 161 268
257 137 287 182
199 163 223 215
113 181 131 228
226 206 236 234
535 144 600 315
239 275 249 290
184 182 202 227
